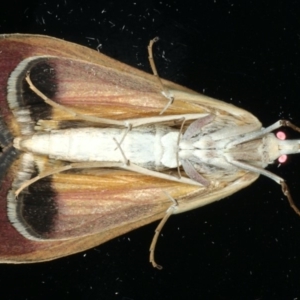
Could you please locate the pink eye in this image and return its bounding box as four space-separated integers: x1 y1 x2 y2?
278 154 287 163
276 131 287 163
276 131 286 140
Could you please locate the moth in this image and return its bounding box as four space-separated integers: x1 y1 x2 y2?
0 34 299 268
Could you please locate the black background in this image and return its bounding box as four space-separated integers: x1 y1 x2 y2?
1 1 300 299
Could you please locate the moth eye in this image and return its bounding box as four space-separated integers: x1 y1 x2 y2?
276 131 288 163
278 154 287 163
276 131 286 140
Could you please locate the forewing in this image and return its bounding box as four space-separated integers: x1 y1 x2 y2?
0 34 207 130
1 154 200 262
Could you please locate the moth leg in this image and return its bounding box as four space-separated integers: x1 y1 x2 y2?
148 37 174 115
113 137 129 164
175 117 188 179
183 114 215 139
25 73 126 127
127 113 208 128
15 160 201 198
149 193 178 269
281 120 300 133
225 156 284 184
181 159 210 186
227 120 300 148
281 182 300 216
14 161 126 197
15 164 74 197
225 156 300 216
120 162 201 186
119 126 133 147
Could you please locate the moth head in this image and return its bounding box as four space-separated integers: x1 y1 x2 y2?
268 131 300 163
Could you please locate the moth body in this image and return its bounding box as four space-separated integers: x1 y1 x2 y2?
11 112 300 188
13 117 282 177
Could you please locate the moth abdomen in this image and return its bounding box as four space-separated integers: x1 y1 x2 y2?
14 125 179 171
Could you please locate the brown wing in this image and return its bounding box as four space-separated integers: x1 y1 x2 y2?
0 153 258 263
